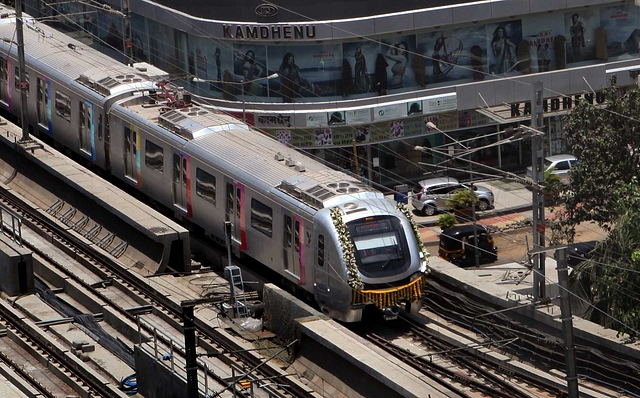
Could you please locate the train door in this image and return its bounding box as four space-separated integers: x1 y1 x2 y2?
172 153 191 215
12 66 28 118
78 100 94 159
0 58 8 105
36 77 50 132
124 125 139 185
225 180 246 253
282 212 305 284
104 114 111 173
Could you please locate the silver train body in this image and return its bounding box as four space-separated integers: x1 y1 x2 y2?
0 10 428 322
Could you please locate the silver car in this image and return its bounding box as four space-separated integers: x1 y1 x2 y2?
526 154 577 185
411 177 495 216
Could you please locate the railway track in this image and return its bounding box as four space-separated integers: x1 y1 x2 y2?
349 274 640 397
351 314 561 398
424 278 640 397
0 185 310 397
0 293 127 397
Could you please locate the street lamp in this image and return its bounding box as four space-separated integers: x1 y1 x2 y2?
426 121 468 153
191 73 278 122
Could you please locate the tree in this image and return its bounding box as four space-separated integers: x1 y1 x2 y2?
560 77 640 233
569 181 640 337
437 212 457 230
543 167 562 204
557 78 640 337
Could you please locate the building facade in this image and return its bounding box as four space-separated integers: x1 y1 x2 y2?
27 0 640 187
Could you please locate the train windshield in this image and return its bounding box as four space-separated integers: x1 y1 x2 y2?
347 216 409 275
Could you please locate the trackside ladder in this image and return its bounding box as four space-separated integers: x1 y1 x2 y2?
224 265 248 318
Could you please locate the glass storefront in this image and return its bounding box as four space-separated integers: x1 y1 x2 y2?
22 0 598 186
24 2 640 103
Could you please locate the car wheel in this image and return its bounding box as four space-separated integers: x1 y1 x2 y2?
422 205 436 216
477 199 490 211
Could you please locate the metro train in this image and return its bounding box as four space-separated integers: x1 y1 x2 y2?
0 9 428 322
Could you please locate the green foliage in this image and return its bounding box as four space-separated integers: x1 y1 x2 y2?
568 180 640 338
330 207 363 290
560 78 640 337
561 77 640 229
445 188 478 209
544 167 562 192
437 212 457 230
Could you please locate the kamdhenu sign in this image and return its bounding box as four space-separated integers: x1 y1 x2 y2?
223 24 316 40
510 91 606 118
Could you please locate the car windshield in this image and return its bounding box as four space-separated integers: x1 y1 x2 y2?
544 160 553 169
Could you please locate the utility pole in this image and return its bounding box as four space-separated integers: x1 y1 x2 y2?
555 247 580 398
182 302 198 398
15 0 29 141
471 182 480 268
531 81 546 300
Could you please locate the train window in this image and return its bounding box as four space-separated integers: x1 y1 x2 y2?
225 183 234 221
283 215 292 270
124 126 138 182
0 59 7 103
317 235 325 267
54 91 71 122
250 199 273 237
13 67 29 97
172 153 188 210
145 140 164 174
294 220 300 253
78 101 91 154
284 215 292 249
37 78 48 128
195 168 216 205
236 187 241 218
98 114 102 141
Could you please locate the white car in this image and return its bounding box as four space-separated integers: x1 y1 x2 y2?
526 154 578 185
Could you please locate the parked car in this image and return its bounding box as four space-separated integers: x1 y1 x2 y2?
563 240 600 267
526 154 578 185
439 224 498 266
411 177 495 216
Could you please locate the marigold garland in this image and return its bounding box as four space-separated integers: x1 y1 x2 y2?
396 203 430 272
330 207 364 290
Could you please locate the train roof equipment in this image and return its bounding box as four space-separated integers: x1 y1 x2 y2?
0 14 166 98
117 96 384 210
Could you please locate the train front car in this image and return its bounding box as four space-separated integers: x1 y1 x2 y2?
314 196 429 322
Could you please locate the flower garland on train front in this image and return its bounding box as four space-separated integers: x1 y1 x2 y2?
396 203 430 272
330 207 364 290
